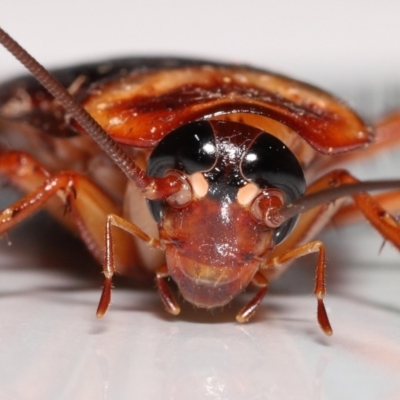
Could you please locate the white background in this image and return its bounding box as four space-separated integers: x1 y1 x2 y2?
0 1 400 399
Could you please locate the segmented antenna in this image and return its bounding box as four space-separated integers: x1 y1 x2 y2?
0 27 149 190
267 179 400 226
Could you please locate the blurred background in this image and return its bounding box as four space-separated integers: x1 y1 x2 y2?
1 1 400 86
0 1 400 399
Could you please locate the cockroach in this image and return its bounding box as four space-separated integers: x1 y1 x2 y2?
1 28 400 335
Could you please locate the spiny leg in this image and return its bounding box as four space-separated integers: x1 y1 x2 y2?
0 150 142 306
96 214 164 318
332 189 400 226
0 152 78 234
259 168 400 335
236 272 268 323
326 170 400 250
0 150 167 318
271 168 400 266
0 150 134 260
261 240 332 336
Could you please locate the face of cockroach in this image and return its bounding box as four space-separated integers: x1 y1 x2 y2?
1 27 400 335
146 119 305 308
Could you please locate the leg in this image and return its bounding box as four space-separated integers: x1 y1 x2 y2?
369 110 400 153
0 169 77 233
332 190 400 226
327 170 400 250
0 150 137 277
266 170 346 280
258 168 400 335
270 168 400 278
0 151 71 232
155 264 180 315
261 241 332 336
236 272 268 323
96 214 164 317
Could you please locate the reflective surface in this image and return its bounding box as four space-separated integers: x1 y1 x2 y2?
0 216 399 400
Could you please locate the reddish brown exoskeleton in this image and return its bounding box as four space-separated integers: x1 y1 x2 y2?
1 28 400 335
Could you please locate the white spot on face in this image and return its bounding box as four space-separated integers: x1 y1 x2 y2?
237 182 259 206
188 172 209 198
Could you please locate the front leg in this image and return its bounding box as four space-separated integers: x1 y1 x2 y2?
155 264 181 316
96 214 164 318
261 241 332 336
236 272 268 323
0 150 134 268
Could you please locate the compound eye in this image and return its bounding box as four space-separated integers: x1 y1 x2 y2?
242 132 306 244
146 121 217 221
241 132 306 203
147 120 216 178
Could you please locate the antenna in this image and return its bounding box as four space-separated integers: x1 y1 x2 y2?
0 27 181 198
267 179 400 226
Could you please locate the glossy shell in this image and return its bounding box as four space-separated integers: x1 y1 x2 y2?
0 57 370 155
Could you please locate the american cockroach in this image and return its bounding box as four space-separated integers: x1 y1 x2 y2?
1 28 400 336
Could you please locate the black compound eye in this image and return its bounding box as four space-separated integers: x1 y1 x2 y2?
146 121 217 221
242 132 306 244
241 132 305 200
147 121 216 177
